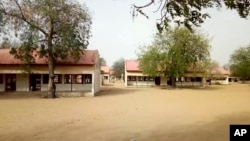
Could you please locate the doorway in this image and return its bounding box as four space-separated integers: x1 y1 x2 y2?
155 77 161 86
30 74 41 91
5 74 16 91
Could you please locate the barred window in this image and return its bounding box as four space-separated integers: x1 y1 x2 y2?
83 74 92 84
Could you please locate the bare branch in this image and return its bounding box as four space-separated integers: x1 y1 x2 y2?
154 0 164 13
133 0 155 9
0 1 48 37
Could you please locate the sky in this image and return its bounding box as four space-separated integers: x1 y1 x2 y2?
80 0 250 67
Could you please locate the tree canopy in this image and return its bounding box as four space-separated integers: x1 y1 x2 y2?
100 57 107 66
132 0 250 31
206 60 220 84
137 26 211 87
229 45 250 80
112 58 125 79
0 0 92 98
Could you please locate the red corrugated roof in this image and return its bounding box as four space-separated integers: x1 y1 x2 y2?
125 60 140 72
101 66 110 74
0 48 99 65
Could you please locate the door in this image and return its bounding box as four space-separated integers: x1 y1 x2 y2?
155 77 161 86
30 74 41 91
5 74 16 91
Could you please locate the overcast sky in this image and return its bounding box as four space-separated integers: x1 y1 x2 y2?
81 0 250 67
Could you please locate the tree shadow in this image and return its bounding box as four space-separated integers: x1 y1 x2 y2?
0 92 43 99
159 85 224 91
95 87 140 97
101 84 114 87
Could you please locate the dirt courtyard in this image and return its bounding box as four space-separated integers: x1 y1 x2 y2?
0 83 250 141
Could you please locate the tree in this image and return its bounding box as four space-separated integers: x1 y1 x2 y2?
229 45 250 81
223 63 230 70
207 60 220 85
112 58 125 79
132 0 250 31
0 38 19 48
100 57 107 66
0 0 91 98
137 26 211 87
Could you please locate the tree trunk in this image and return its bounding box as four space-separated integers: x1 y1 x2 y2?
47 55 56 98
171 77 176 88
47 18 56 98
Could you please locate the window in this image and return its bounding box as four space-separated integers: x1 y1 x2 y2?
43 74 62 84
185 77 191 82
64 74 72 84
104 76 108 80
138 76 144 81
83 74 92 84
127 76 136 81
144 76 148 81
54 74 62 84
149 77 154 81
131 76 136 81
0 74 3 84
127 76 131 81
73 74 83 84
43 74 49 84
196 77 202 82
191 77 195 82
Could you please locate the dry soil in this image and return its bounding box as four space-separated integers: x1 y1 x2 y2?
0 83 250 141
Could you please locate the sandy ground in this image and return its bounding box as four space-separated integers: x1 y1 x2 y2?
0 83 250 141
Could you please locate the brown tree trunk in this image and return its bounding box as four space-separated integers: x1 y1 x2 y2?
171 77 176 88
47 54 56 98
47 17 56 98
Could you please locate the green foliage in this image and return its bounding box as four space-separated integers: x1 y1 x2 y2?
0 38 19 48
0 0 92 63
137 26 211 80
132 0 250 31
112 58 125 78
229 45 250 78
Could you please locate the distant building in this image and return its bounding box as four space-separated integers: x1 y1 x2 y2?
0 48 101 96
210 67 230 85
125 60 206 87
101 66 110 84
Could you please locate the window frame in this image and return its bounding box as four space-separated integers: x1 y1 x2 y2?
64 74 72 84
54 74 62 84
72 74 83 84
83 74 92 84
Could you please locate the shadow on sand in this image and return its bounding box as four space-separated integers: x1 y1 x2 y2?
0 91 44 99
160 85 224 91
96 87 140 97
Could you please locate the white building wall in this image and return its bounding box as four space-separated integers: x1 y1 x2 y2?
125 71 206 87
0 65 99 94
103 74 110 84
41 84 92 92
211 76 229 85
